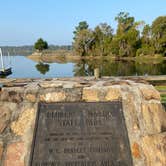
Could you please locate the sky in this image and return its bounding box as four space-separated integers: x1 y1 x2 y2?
0 0 166 46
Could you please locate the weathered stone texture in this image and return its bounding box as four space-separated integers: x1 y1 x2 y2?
39 88 82 102
132 142 141 159
0 88 24 103
39 81 63 88
5 142 25 166
140 85 161 100
83 86 121 102
25 94 36 103
40 91 66 102
120 86 146 166
142 132 166 166
0 142 3 161
83 88 99 101
105 87 121 101
11 108 35 136
122 90 140 134
0 78 165 166
0 105 11 133
141 103 166 134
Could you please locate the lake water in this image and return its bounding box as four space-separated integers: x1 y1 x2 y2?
1 55 166 78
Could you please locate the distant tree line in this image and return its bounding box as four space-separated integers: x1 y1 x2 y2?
73 12 166 57
0 46 34 56
1 44 72 56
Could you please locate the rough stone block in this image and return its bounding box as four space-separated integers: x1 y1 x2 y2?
39 81 63 88
141 132 166 166
105 87 121 101
5 142 25 166
40 92 66 102
11 108 35 136
65 88 82 101
0 105 11 133
141 103 166 134
140 86 161 100
0 142 3 161
121 91 140 133
25 94 36 102
0 78 165 166
82 88 99 101
0 90 23 103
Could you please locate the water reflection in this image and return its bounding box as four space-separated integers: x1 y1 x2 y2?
73 59 166 76
35 63 50 75
73 59 93 76
3 56 166 78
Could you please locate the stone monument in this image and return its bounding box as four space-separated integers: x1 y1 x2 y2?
0 77 165 166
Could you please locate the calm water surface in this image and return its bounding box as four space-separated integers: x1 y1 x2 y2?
1 55 166 78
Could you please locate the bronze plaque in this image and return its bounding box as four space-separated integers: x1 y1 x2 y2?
30 102 133 166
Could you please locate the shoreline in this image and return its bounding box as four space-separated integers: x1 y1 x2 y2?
28 52 166 64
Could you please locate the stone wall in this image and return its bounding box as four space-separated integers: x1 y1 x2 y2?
0 77 165 166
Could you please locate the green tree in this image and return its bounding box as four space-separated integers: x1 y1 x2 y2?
112 12 141 57
92 23 113 56
73 21 93 56
151 16 166 55
115 12 135 35
142 24 152 45
137 24 155 56
73 29 93 56
73 21 89 40
34 38 48 52
72 13 166 57
110 37 119 56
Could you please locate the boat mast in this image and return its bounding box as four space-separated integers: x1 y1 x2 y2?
8 51 11 66
0 48 5 71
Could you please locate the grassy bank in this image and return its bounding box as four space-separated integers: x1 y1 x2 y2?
28 50 166 64
155 85 166 103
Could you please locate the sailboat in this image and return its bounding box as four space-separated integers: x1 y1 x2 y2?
0 48 12 76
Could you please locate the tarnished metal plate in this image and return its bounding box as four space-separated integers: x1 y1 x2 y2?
30 102 133 166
